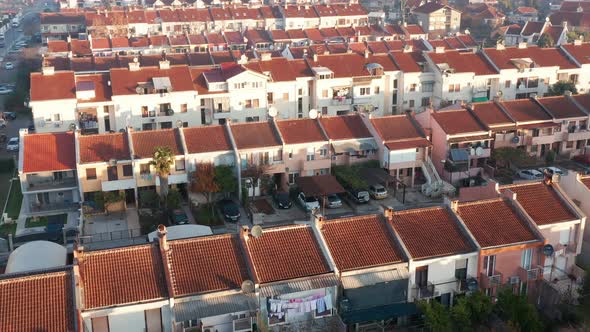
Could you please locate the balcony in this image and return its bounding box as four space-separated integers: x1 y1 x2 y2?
565 129 590 141
412 282 436 300
25 178 78 192
301 157 331 171
480 272 502 289
101 178 136 192
530 134 558 146
554 242 577 256
233 317 253 332
331 96 352 106
518 266 543 282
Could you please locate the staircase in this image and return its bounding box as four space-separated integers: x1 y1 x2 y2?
421 157 455 198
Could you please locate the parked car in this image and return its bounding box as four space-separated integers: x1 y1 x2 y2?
573 154 590 166
4 62 13 70
273 192 292 209
168 209 189 225
368 184 388 200
321 194 342 209
0 86 13 95
6 137 19 151
2 112 16 120
516 169 544 180
538 167 564 176
297 192 320 211
27 123 35 132
218 199 241 222
348 189 370 204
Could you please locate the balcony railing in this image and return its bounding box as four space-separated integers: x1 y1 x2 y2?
412 282 436 299
480 272 502 289
518 266 543 281
331 96 352 106
26 178 78 191
554 243 577 256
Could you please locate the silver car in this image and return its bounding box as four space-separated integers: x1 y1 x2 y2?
6 137 19 151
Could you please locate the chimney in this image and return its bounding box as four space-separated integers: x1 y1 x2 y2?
517 42 527 49
574 37 583 45
383 206 394 221
157 224 169 251
313 53 318 62
260 52 272 61
564 90 572 96
435 46 445 53
159 59 170 69
311 212 324 226
129 59 140 71
502 188 517 201
364 48 369 58
42 66 55 75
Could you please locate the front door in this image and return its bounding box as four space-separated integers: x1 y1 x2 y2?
484 255 496 276
415 266 428 288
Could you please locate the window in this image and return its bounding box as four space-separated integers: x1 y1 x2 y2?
421 97 430 107
307 147 315 161
415 266 428 288
528 77 539 88
298 88 303 95
140 163 150 174
252 99 259 108
577 140 584 149
393 79 398 89
273 149 283 161
244 99 252 108
521 248 532 270
107 166 118 181
455 259 468 280
321 107 328 115
288 172 299 185
319 148 328 157
141 106 149 118
374 86 380 94
159 103 172 115
448 84 460 92
484 255 496 276
322 90 328 98
288 150 293 159
200 99 205 106
409 84 417 92
175 159 185 171
180 104 187 113
267 92 273 103
566 141 574 149
422 81 434 92
360 87 371 95
53 114 61 121
409 100 415 108
123 164 133 177
283 92 289 100
86 168 97 180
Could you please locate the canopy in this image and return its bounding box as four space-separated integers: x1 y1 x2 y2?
332 139 377 154
295 175 345 197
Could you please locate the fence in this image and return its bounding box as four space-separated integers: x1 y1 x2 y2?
79 228 144 245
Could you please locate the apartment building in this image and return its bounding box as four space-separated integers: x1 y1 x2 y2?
561 41 590 94
389 206 479 306
412 2 462 35
560 173 590 267
40 12 86 41
320 114 379 167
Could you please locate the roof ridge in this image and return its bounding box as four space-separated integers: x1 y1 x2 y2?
500 181 545 189
392 205 444 215
169 233 233 245
459 197 504 206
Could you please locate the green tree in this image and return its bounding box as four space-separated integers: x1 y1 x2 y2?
139 190 160 209
547 81 578 96
418 300 453 332
149 146 175 203
215 165 237 195
492 147 527 168
537 33 555 48
103 191 125 214
166 188 182 209
495 288 543 332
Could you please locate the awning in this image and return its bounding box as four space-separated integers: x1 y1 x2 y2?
516 122 559 130
357 167 396 186
259 274 340 297
295 175 346 197
449 148 469 162
332 139 377 154
341 268 409 289
472 97 489 102
447 135 492 143
174 293 257 322
340 303 419 324
385 138 430 151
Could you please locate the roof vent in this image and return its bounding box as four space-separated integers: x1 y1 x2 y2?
159 60 170 70
517 42 527 49
129 59 140 71
260 52 272 61
435 46 445 53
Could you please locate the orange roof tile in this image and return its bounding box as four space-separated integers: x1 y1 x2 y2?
47 40 69 53
320 214 404 271
581 176 590 190
30 71 76 102
319 114 372 140
500 182 577 225
110 65 194 96
132 129 184 159
562 42 590 65
537 95 587 119
75 73 112 102
79 132 131 163
0 269 74 332
243 225 331 283
167 234 250 296
457 198 540 248
391 207 475 259
470 101 515 129
275 119 327 144
230 122 281 150
427 50 497 75
183 125 232 154
371 115 425 142
432 109 487 135
483 46 578 70
23 132 76 173
78 244 168 309
500 99 552 123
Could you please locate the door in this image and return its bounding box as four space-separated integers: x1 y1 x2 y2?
415 266 428 288
107 166 118 181
521 249 532 270
484 255 496 276
104 117 111 132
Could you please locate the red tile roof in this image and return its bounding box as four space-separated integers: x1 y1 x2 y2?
230 122 282 150
276 118 327 144
46 40 70 53
562 42 590 64
320 214 404 271
132 129 184 159
91 37 110 50
572 94 590 111
483 46 578 70
78 244 168 309
391 207 474 259
244 57 312 82
243 225 331 283
70 39 91 55
282 5 319 18
30 71 76 101
110 65 194 96
389 51 424 73
0 270 74 332
432 109 487 135
371 115 425 142
167 234 250 296
320 114 372 140
500 99 553 123
500 182 577 225
427 50 497 75
110 36 130 48
470 101 515 129
581 176 590 190
183 125 232 154
79 132 131 163
75 73 112 102
385 138 430 150
414 1 447 14
23 132 76 173
457 198 540 248
537 96 587 119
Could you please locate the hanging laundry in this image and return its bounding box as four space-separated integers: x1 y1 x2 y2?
310 299 317 311
324 295 333 311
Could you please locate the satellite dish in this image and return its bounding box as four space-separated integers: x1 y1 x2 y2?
543 244 554 256
69 123 76 131
119 128 126 133
309 109 318 119
475 147 484 156
511 136 520 144
133 57 139 63
251 225 263 238
241 279 255 294
135 86 144 94
268 106 278 117
470 148 475 156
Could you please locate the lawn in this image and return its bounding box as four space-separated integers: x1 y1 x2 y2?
25 213 67 228
5 179 22 220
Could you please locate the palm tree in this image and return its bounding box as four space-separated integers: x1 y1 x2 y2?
150 146 174 203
